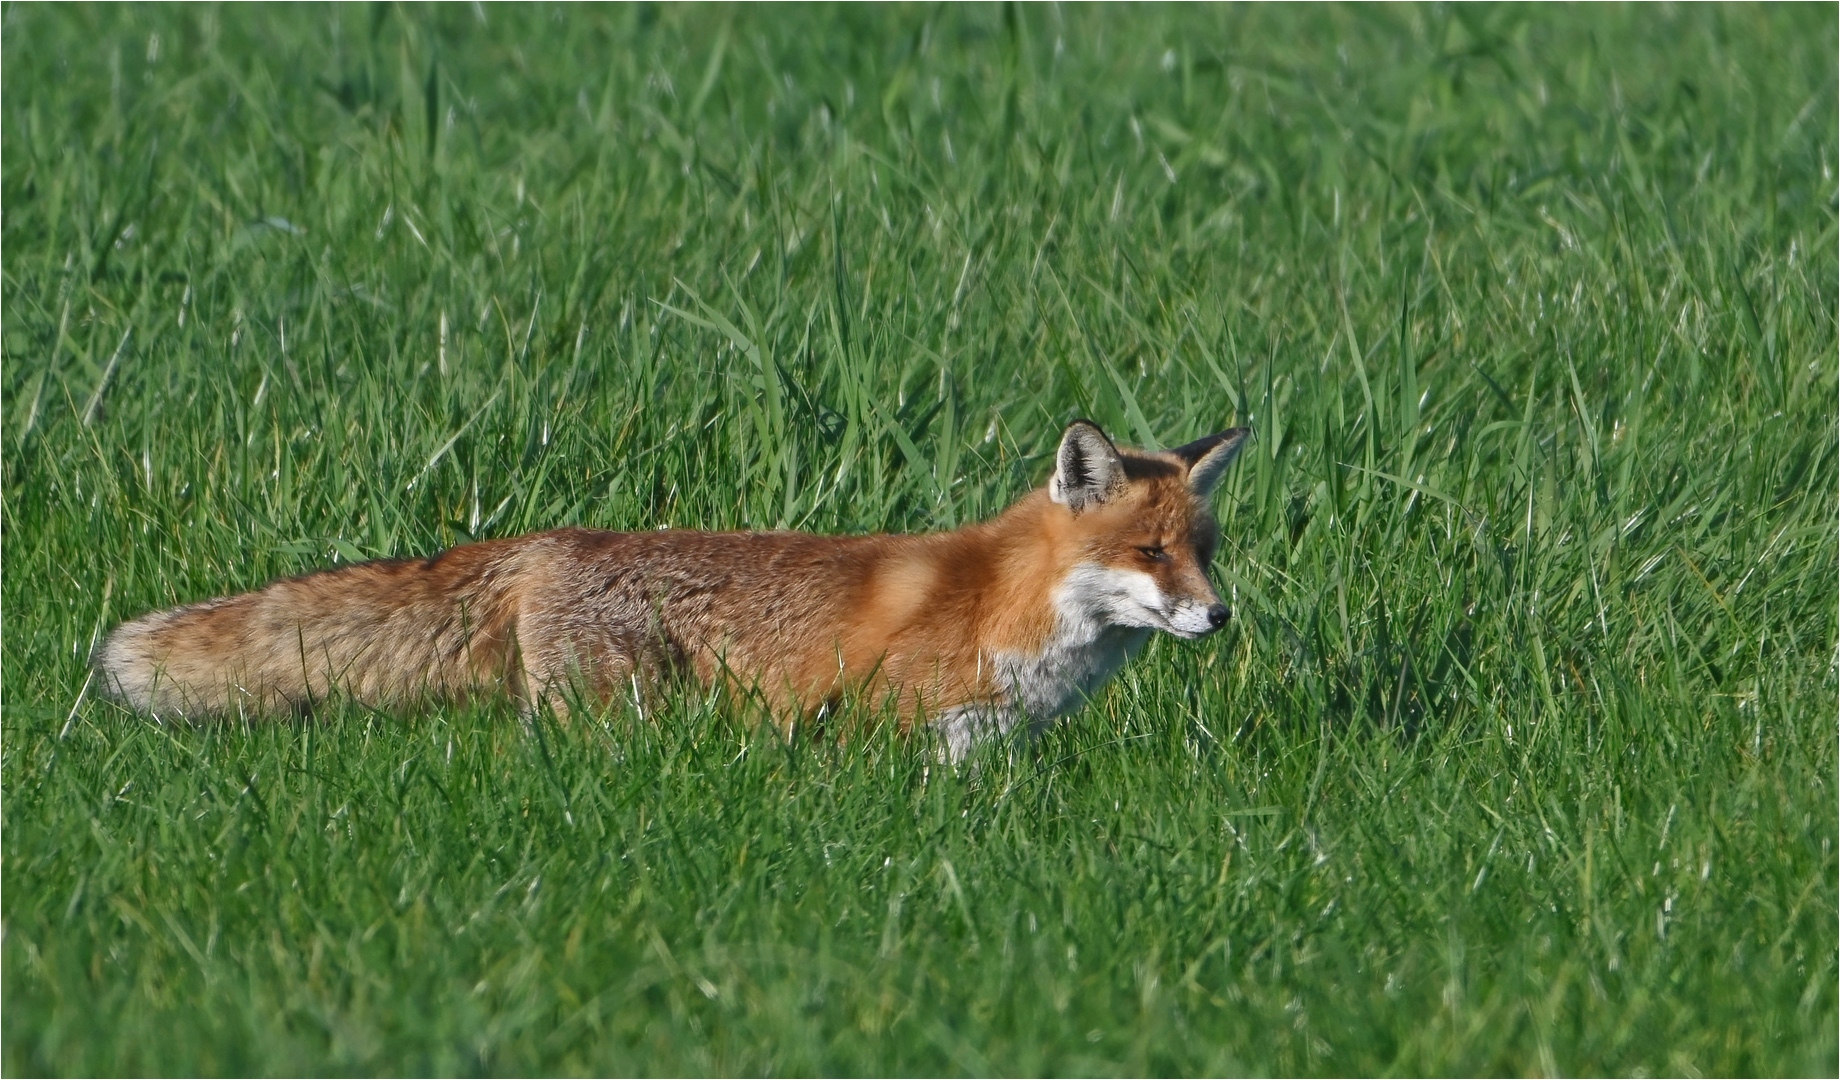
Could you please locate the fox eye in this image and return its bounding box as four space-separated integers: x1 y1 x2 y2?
1138 545 1168 562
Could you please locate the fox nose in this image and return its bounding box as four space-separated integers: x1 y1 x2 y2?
1206 604 1230 630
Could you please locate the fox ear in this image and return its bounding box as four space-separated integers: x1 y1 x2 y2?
1049 421 1126 512
1172 428 1250 498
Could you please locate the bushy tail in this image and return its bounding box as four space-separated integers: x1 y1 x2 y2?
93 595 255 714
93 551 524 716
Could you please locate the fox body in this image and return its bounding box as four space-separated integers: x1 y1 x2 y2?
95 422 1248 758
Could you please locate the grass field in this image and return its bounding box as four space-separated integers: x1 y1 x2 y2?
4 4 1836 1075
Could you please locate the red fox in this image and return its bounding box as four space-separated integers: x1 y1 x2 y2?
95 421 1248 758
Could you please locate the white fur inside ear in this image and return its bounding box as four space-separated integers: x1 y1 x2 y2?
1050 423 1124 511
1187 430 1249 498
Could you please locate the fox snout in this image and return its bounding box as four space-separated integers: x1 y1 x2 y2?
1161 588 1230 638
1147 547 1232 639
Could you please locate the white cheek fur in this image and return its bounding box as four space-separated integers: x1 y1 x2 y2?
1057 563 1167 630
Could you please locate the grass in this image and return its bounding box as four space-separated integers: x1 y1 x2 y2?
3 3 1835 1075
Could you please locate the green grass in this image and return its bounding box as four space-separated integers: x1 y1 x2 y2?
4 3 1835 1075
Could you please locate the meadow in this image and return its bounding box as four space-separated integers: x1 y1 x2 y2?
3 4 1835 1074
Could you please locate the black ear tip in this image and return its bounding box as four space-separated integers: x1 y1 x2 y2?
1171 426 1249 467
1060 420 1120 456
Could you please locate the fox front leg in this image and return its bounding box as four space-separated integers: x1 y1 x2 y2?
930 703 1026 763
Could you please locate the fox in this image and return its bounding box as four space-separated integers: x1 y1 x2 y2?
94 420 1248 759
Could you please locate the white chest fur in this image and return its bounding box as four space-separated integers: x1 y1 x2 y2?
993 622 1152 721
931 563 1159 759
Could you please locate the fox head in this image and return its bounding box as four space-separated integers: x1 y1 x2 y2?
1046 420 1249 639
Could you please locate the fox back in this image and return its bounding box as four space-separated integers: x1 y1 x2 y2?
95 421 1248 758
